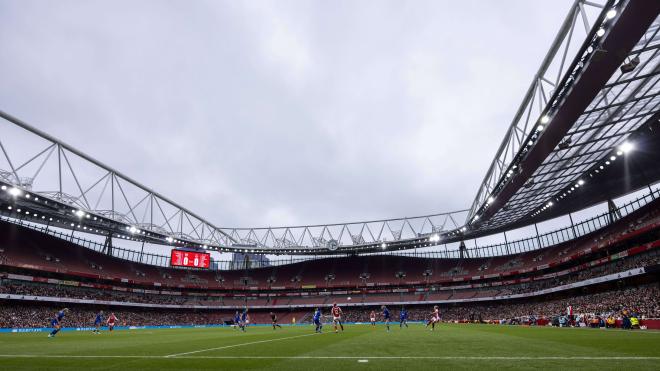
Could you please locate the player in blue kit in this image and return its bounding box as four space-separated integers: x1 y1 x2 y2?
240 308 249 332
234 311 242 330
399 308 409 328
93 311 104 334
381 305 391 332
313 308 323 333
48 308 69 338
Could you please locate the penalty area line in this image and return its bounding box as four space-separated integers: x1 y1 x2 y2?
0 355 658 360
165 332 321 358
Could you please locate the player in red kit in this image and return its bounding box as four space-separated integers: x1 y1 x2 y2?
331 303 344 333
106 313 118 332
370 310 376 326
566 304 574 327
426 305 440 331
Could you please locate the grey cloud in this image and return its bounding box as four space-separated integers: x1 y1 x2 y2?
0 0 573 228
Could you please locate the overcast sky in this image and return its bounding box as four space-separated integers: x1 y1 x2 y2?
0 0 575 229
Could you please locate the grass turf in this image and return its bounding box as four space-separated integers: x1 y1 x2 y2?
0 323 658 370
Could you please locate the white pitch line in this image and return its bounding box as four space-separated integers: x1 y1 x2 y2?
164 333 321 357
0 355 658 360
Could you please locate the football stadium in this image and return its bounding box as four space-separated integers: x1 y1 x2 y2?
1 0 660 370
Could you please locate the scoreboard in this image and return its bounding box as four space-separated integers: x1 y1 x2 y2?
170 249 211 269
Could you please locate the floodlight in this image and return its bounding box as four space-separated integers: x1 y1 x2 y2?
619 142 633 153
606 9 617 19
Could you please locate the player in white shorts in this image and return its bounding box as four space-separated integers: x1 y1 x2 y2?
370 310 376 326
331 303 344 332
426 305 440 331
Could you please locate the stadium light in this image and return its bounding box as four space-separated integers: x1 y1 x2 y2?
381 243 387 249
0 185 6 191
596 28 605 37
578 179 585 186
540 115 550 124
8 187 22 197
166 236 174 243
606 9 617 20
619 142 633 154
75 210 85 218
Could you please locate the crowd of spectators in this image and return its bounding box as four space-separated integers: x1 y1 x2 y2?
0 282 193 305
0 305 227 328
0 284 657 329
496 249 659 296
327 284 659 323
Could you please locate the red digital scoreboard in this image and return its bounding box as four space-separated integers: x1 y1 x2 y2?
170 249 211 269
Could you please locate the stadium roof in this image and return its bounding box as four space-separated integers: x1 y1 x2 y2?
464 0 660 237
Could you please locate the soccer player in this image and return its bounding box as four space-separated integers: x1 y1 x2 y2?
270 312 282 330
426 305 440 331
370 310 376 326
331 303 344 333
234 311 242 330
382 306 391 332
93 310 104 334
399 307 409 328
48 308 69 338
240 308 249 332
106 312 117 332
313 308 323 333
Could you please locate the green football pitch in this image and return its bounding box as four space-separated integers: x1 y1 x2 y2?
0 324 658 370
